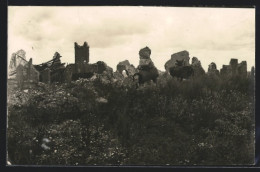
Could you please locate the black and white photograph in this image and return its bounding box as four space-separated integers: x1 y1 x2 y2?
7 6 255 166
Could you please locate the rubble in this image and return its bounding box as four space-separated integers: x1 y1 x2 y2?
34 52 66 83
8 42 251 90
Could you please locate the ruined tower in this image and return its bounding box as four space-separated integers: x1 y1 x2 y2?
75 42 89 73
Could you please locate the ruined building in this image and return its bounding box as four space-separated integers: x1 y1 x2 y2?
220 58 247 78
69 42 94 80
8 49 39 89
116 60 137 76
34 52 66 83
65 42 113 81
49 52 66 82
75 42 89 73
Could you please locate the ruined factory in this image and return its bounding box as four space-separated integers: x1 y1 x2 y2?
8 41 254 89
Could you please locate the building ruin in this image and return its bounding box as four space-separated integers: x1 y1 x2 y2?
74 42 89 73
220 58 247 78
8 50 39 89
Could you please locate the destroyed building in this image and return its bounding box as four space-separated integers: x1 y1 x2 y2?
116 60 137 76
75 41 90 73
8 49 39 89
32 41 113 83
34 52 66 83
65 42 114 81
220 58 247 78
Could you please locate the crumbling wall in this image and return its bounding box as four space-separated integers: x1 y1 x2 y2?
27 58 39 82
9 50 39 89
116 60 137 76
15 58 39 89
8 50 28 79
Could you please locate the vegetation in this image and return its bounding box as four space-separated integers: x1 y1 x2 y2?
7 73 255 165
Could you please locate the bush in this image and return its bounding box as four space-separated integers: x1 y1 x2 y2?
7 72 255 165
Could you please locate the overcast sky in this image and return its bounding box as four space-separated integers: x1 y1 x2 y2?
8 6 255 71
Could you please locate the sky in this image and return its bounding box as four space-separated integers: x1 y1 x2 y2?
8 6 255 72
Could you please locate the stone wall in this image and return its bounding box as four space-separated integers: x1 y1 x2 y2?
15 58 39 89
8 49 28 79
